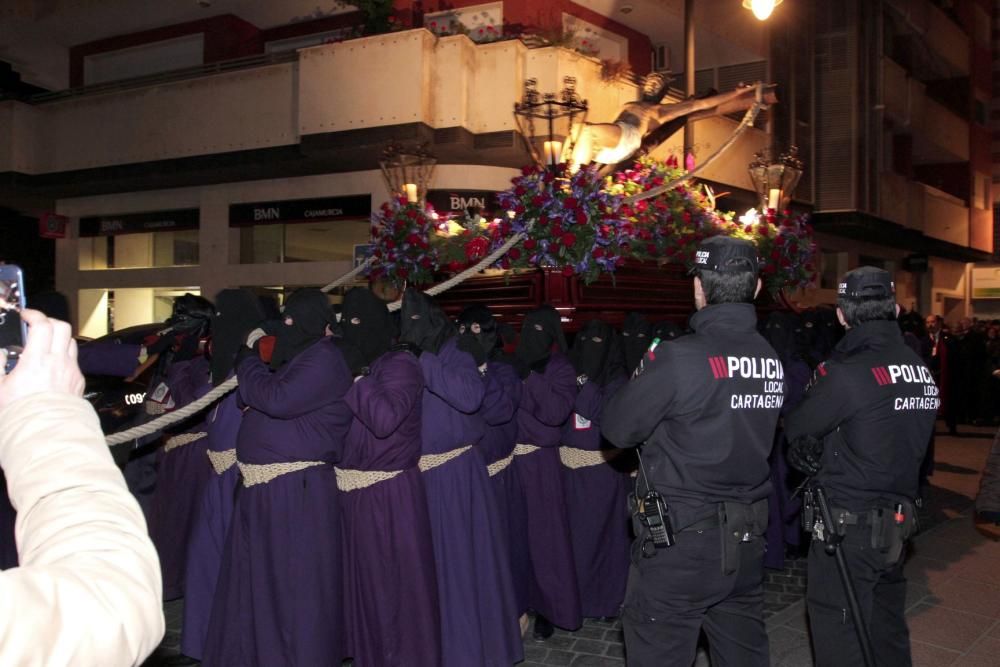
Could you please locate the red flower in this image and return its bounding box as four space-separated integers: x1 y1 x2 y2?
397 267 409 279
615 257 625 267
508 248 522 261
564 197 579 209
561 232 577 247
524 238 537 250
561 266 575 277
638 229 652 241
370 225 379 237
636 200 649 213
646 244 658 255
593 247 606 258
774 235 786 246
574 209 587 224
780 257 792 268
521 165 535 176
420 257 434 268
757 224 770 237
385 239 397 249
770 249 781 260
682 211 692 224
500 258 511 270
744 225 753 234
405 209 418 219
531 195 546 207
394 219 407 230
447 261 463 272
407 233 422 245
514 185 527 196
538 215 549 227
464 237 489 260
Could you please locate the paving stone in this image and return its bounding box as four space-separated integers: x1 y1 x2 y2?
523 644 548 661
543 649 576 665
605 642 625 658
571 639 608 655
571 626 607 640
543 634 577 650
603 628 624 643
571 655 624 666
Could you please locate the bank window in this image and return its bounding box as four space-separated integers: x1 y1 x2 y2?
78 286 201 339
239 220 370 264
79 229 199 270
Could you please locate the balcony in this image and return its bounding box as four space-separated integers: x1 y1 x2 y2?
885 0 970 77
0 29 766 195
921 183 969 247
882 56 969 166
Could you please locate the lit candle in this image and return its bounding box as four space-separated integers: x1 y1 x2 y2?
767 188 781 210
404 183 418 203
543 140 563 166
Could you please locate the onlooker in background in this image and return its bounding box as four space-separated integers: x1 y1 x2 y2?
0 309 164 665
925 314 952 435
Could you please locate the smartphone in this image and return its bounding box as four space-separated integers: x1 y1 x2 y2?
0 265 27 372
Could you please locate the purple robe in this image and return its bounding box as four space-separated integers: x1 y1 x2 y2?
78 341 142 377
180 390 242 660
203 338 354 667
515 352 582 630
561 377 630 618
420 338 522 667
477 361 530 615
148 356 213 601
340 351 441 667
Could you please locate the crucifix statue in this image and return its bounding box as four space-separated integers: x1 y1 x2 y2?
570 73 777 172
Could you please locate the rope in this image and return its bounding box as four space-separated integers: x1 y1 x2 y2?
105 232 526 444
102 86 765 446
623 83 768 206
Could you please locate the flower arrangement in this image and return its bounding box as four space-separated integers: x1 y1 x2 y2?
739 208 817 294
368 197 439 287
495 164 631 283
610 155 727 262
433 214 503 274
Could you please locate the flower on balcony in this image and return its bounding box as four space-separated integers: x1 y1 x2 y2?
368 197 439 287
494 164 630 283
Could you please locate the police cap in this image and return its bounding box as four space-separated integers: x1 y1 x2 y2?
838 266 895 299
690 236 759 275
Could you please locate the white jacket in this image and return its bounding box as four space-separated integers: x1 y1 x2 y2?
0 394 164 666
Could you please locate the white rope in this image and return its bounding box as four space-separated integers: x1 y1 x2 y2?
105 233 526 444
623 83 768 206
103 86 765 446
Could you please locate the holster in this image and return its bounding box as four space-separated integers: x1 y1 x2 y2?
718 499 769 575
869 502 916 565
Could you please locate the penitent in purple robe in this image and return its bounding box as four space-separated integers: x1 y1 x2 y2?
180 389 242 660
477 360 531 615
420 338 522 667
148 355 213 601
515 352 582 631
561 377 631 618
203 339 354 667
340 350 441 667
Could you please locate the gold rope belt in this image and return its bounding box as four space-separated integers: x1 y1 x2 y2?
206 449 237 475
145 401 167 416
163 431 207 453
559 446 623 470
487 452 515 477
237 460 325 487
513 443 541 457
418 445 472 473
334 468 404 492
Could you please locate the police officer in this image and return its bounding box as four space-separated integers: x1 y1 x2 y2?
602 236 783 667
785 266 935 667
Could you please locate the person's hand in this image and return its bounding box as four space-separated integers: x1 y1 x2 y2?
0 309 84 409
576 374 588 387
787 436 824 476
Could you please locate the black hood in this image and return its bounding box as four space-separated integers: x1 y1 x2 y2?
517 305 566 366
652 320 684 342
621 312 652 374
166 293 214 338
340 287 393 371
763 311 798 359
270 288 332 369
400 289 454 354
457 303 500 360
569 319 624 386
211 289 267 386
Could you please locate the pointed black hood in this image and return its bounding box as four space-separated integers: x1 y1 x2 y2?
621 312 652 374
400 289 454 354
210 289 267 385
270 288 332 369
569 319 624 386
340 287 393 372
517 305 566 366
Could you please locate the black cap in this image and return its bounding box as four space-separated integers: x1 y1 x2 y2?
838 266 895 299
690 236 759 275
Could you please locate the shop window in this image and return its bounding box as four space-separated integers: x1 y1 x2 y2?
239 220 370 264
79 229 199 270
78 286 200 339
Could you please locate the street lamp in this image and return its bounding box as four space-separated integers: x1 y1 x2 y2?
748 146 803 211
742 0 783 21
513 77 589 169
379 143 437 205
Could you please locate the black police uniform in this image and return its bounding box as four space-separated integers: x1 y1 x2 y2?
785 271 936 667
602 299 784 667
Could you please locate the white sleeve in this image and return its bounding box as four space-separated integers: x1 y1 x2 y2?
0 394 164 667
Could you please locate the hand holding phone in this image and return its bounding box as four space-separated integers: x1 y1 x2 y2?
0 309 84 410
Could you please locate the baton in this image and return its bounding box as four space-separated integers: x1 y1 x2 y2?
812 484 876 667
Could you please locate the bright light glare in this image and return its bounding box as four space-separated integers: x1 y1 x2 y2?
743 0 780 21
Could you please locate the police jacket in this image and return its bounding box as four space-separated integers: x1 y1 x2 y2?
602 303 784 521
785 319 936 509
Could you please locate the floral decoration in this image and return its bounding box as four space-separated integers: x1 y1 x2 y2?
494 164 631 283
368 197 439 287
